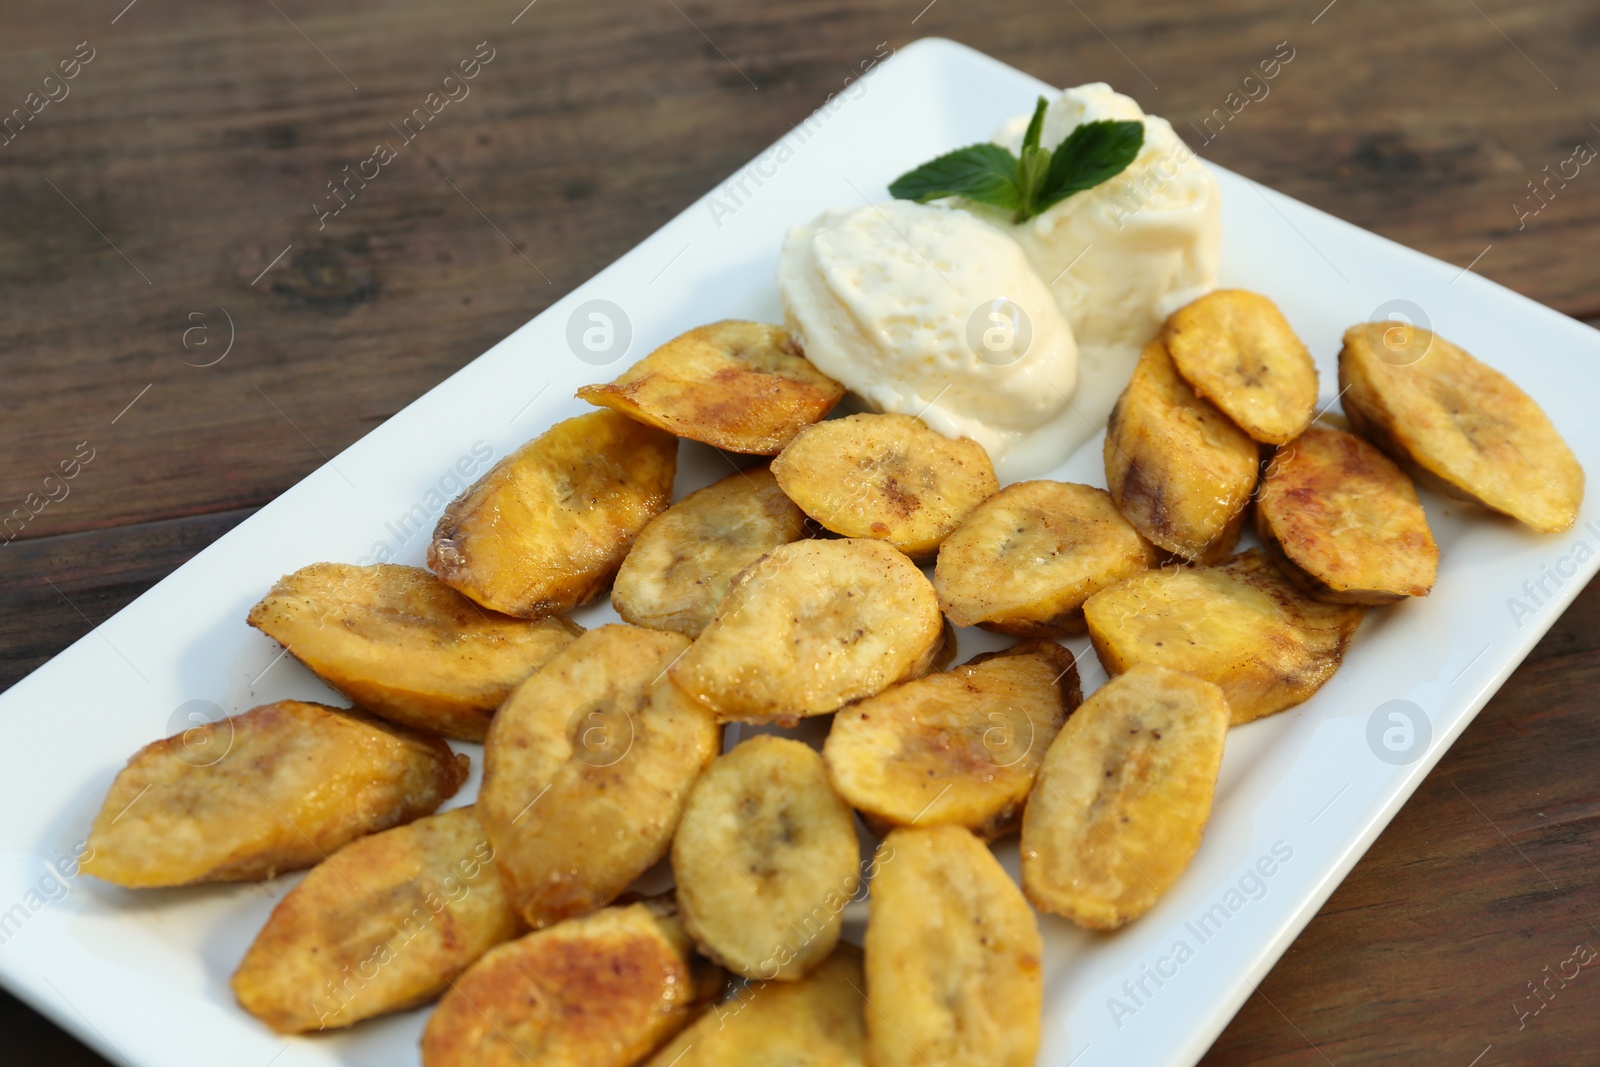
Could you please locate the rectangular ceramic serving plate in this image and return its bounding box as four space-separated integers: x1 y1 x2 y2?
1 37 1596 1067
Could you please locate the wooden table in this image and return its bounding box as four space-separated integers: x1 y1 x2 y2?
3 0 1596 1062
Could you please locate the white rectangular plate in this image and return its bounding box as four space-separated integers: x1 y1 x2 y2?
2 37 1596 1067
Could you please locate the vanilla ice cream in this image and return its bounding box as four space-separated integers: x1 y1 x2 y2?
777 200 1082 480
990 83 1222 434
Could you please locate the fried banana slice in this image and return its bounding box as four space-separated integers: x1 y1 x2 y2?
1021 664 1229 929
935 481 1157 636
669 538 944 724
1164 289 1319 445
247 563 581 741
1105 340 1260 563
1256 425 1438 604
865 826 1042 1067
577 321 845 454
429 410 677 618
771 412 999 560
1339 322 1583 532
673 736 860 981
823 642 1080 840
1083 549 1366 725
480 625 719 929
420 900 716 1067
644 943 865 1067
613 465 807 637
82 701 468 888
232 806 521 1033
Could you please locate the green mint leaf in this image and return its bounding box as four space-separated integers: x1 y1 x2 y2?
888 143 1021 211
1036 119 1145 213
1021 96 1049 156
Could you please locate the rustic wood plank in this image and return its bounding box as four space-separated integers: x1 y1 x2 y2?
1 1 1597 1064
3 0 1598 540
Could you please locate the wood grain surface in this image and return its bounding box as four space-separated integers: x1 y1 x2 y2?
2 0 1596 1063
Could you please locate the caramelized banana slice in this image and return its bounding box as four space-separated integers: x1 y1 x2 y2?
613 465 807 637
865 826 1042 1067
480 625 719 929
1164 289 1319 445
1021 663 1229 929
82 701 468 888
934 481 1157 636
823 642 1081 840
232 806 521 1033
1105 341 1260 563
1083 549 1366 725
420 900 717 1067
669 538 944 724
772 412 1000 560
577 321 845 454
1339 322 1583 532
248 563 581 741
643 944 866 1067
429 410 677 618
673 736 860 981
1256 425 1438 604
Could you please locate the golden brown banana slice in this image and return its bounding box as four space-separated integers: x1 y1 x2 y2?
1021 663 1229 929
823 642 1081 840
247 563 581 741
1339 322 1583 532
231 806 521 1033
613 465 807 637
82 701 468 888
1164 289 1319 445
643 943 865 1067
1083 549 1366 725
1256 425 1438 604
934 481 1157 636
771 412 999 560
865 826 1042 1067
1105 340 1260 563
673 736 859 982
669 538 944 724
429 410 677 618
480 625 719 929
420 900 716 1067
577 320 845 454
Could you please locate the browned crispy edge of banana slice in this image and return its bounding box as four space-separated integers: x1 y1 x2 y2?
1104 340 1260 564
1255 425 1438 604
934 480 1158 637
1338 321 1584 533
1164 288 1319 445
577 321 845 455
428 409 677 618
771 411 1000 561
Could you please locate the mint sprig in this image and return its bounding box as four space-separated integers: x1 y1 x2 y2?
887 97 1145 224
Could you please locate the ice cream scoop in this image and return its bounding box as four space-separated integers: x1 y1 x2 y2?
991 83 1222 436
777 199 1083 480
